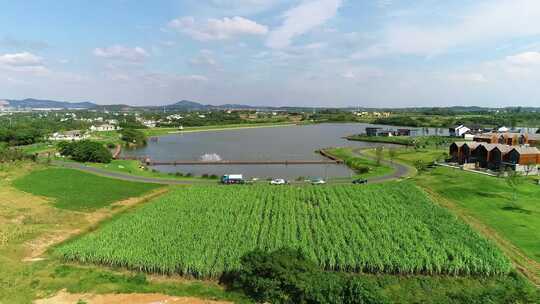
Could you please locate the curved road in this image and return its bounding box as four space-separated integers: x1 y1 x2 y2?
351 148 412 183
53 149 412 185
52 161 211 185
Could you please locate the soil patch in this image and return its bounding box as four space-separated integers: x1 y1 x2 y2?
35 290 232 304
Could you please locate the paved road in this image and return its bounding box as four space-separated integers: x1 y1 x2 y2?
52 161 212 185
53 150 411 185
351 148 412 183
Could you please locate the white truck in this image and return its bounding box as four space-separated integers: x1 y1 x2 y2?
221 174 244 184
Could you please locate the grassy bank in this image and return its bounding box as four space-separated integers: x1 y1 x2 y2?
142 122 298 137
86 159 212 181
323 147 395 179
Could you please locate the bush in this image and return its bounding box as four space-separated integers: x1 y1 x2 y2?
0 145 33 163
58 140 112 163
233 249 388 304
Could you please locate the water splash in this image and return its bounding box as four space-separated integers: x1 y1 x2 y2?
200 153 222 161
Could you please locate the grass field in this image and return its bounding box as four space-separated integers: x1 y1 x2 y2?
57 182 511 278
12 167 162 210
415 166 540 264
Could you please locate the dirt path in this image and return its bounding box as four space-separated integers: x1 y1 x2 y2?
423 188 540 288
35 290 232 304
23 187 169 262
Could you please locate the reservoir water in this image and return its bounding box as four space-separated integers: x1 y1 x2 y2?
122 123 448 179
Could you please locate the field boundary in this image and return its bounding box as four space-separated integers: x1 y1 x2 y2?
422 187 540 287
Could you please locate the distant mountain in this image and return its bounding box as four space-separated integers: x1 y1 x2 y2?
5 98 97 109
163 100 207 110
160 100 254 111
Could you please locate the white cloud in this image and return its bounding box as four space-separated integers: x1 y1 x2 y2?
266 0 343 49
0 52 42 66
506 51 540 65
93 45 149 61
168 16 268 41
0 52 48 74
355 0 540 58
448 73 488 84
190 50 220 70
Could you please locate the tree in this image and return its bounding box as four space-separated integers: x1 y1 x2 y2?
375 146 384 166
120 128 147 146
414 160 427 174
58 140 112 163
505 169 524 205
388 148 397 164
523 160 537 176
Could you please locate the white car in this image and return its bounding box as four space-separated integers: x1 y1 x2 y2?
270 178 287 185
310 178 326 185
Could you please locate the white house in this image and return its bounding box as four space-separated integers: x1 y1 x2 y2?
498 126 510 132
90 124 118 132
48 130 89 141
450 125 471 137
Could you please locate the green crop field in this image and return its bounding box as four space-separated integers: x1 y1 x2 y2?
57 182 511 278
12 168 161 211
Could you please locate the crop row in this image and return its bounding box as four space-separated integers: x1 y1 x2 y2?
57 182 511 277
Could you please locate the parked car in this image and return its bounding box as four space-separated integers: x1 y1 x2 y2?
270 178 288 185
310 178 326 185
352 178 368 185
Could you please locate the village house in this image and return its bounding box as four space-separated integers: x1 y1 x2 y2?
449 141 540 174
48 130 89 141
142 120 157 128
89 124 118 132
507 147 540 175
449 125 471 137
474 132 540 146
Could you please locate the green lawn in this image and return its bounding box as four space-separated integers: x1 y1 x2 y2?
324 147 395 179
19 142 57 155
365 147 447 166
414 167 540 264
87 159 206 180
12 168 161 211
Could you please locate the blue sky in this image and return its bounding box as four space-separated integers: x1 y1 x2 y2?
1 0 540 107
